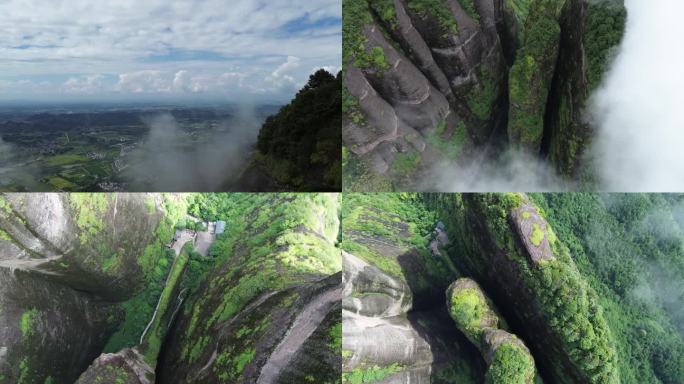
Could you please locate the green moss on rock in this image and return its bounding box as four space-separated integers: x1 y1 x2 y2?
507 0 562 150
342 363 402 383
407 0 459 34
19 308 40 338
447 282 498 344
69 194 108 245
485 343 536 384
468 68 500 120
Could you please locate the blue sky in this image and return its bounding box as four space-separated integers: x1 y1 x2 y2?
0 0 341 103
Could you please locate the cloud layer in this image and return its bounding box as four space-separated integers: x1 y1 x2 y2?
590 0 684 191
0 0 341 101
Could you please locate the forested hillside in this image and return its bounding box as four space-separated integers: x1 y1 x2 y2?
341 193 683 383
239 70 342 191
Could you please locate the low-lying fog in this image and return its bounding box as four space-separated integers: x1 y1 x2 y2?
123 107 263 191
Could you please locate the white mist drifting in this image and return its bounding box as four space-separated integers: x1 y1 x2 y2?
429 148 571 192
590 0 684 191
122 108 262 191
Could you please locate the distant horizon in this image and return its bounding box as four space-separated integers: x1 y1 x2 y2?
0 96 288 109
0 0 341 103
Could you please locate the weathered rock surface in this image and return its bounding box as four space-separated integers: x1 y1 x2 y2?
509 202 554 263
343 251 483 383
343 0 626 189
156 194 342 383
0 269 117 384
0 193 169 384
75 348 154 384
0 193 164 300
428 193 619 383
447 277 536 383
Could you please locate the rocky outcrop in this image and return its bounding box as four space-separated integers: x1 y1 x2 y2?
0 193 165 300
343 0 626 190
0 193 173 384
156 194 342 383
0 268 117 384
428 193 620 383
2 193 344 383
75 348 154 384
447 278 536 383
545 0 626 177
341 194 485 382
342 251 483 383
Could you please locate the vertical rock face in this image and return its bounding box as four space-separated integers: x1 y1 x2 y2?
0 193 165 300
0 193 169 384
545 0 626 177
343 0 626 190
429 193 619 383
0 269 117 384
507 0 563 150
156 194 342 383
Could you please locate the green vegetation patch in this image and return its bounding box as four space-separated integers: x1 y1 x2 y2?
0 196 12 217
343 363 402 383
390 151 421 176
457 0 480 23
140 243 191 365
529 223 544 246
367 0 397 28
467 67 500 120
214 347 256 382
485 343 536 384
46 176 77 191
407 0 459 35
17 358 29 384
19 308 40 338
69 194 108 244
448 287 491 341
344 0 391 70
426 120 468 160
507 1 561 148
0 229 11 241
529 193 684 383
256 70 341 190
584 1 626 90
45 153 89 166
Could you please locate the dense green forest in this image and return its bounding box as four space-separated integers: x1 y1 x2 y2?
341 193 683 383
247 70 342 191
